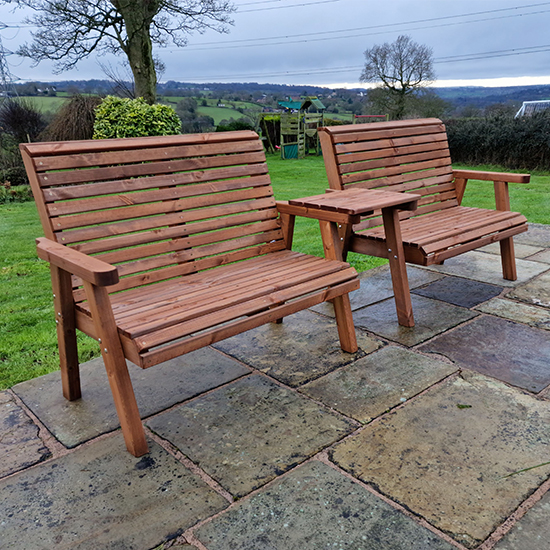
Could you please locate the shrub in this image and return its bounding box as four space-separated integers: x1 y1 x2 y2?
445 113 550 171
42 95 103 141
93 96 181 139
0 98 46 143
0 182 33 203
216 118 255 132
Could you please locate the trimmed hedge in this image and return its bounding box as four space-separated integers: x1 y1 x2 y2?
93 96 181 139
445 113 550 171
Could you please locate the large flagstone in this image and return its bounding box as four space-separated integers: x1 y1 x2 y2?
213 310 382 387
0 436 228 550
419 250 548 286
475 297 550 331
0 391 50 478
419 315 550 392
301 346 457 423
494 490 550 550
507 270 550 309
353 294 477 346
13 347 249 448
331 371 550 548
147 375 355 497
195 461 456 550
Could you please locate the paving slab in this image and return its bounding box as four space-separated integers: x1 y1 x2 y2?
478 242 544 258
311 265 444 316
419 315 550 392
213 310 382 387
475 297 550 331
412 275 503 308
331 371 550 548
301 346 457 423
494 489 550 550
507 270 550 308
0 391 50 478
515 223 550 248
13 347 249 448
526 248 550 264
353 294 477 347
195 460 456 550
419 250 549 286
0 435 228 550
147 375 355 498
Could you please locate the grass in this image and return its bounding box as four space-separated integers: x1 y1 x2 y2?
1 156 548 390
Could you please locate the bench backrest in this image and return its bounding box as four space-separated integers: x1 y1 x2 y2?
319 118 458 230
21 131 286 299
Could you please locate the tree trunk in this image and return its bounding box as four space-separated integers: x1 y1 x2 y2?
115 0 159 104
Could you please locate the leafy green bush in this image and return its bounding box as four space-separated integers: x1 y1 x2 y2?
93 96 181 139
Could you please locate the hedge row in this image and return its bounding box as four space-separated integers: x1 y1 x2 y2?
445 113 550 171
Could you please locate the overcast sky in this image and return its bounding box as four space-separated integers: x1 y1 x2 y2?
0 0 549 88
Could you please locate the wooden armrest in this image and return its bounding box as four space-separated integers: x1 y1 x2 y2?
276 201 360 224
36 237 119 287
453 169 530 184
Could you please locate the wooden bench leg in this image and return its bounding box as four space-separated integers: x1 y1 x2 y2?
83 282 149 457
51 266 81 401
333 293 358 353
382 207 415 328
500 237 518 281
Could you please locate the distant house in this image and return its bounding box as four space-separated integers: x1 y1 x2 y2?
515 100 550 118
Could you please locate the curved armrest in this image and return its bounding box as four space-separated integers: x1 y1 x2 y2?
36 237 119 287
453 169 530 184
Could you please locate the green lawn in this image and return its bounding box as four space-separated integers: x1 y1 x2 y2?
1 156 548 389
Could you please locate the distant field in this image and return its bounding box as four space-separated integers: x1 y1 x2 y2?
20 96 68 114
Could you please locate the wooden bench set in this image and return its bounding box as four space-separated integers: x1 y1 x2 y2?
21 118 529 456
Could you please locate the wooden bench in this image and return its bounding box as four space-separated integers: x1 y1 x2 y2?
318 118 529 327
20 130 359 457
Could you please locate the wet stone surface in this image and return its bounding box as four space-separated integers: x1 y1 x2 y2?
419 315 550 392
301 346 457 423
0 436 228 550
311 265 444 316
147 375 356 498
494 490 550 550
331 371 550 548
0 391 50 478
479 242 545 258
420 250 549 286
13 347 249 448
507 270 550 309
213 310 382 387
195 460 457 550
515 223 550 248
412 276 503 308
527 248 550 264
353 294 477 347
475 298 550 331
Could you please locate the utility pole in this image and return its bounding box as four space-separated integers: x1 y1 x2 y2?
0 24 18 100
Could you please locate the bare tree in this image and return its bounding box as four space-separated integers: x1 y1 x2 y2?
360 35 435 120
4 0 235 104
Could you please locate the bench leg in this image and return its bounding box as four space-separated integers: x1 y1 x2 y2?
500 237 518 281
83 282 149 457
51 266 81 401
382 207 415 328
333 293 358 353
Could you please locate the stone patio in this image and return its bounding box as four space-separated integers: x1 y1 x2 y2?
2 222 550 550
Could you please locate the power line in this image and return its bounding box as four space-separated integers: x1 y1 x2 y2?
173 6 550 52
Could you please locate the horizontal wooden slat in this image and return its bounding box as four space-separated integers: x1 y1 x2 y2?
48 172 271 216
21 130 260 157
38 150 267 187
59 197 277 245
334 132 448 157
53 185 275 231
33 138 263 172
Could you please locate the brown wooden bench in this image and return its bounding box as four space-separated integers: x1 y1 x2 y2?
318 118 529 327
20 130 359 457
